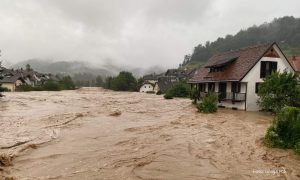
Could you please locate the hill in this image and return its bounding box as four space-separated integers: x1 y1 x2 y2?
182 16 300 68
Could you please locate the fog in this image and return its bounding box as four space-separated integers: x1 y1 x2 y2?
0 0 300 69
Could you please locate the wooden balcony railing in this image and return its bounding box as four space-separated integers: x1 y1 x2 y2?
198 91 246 102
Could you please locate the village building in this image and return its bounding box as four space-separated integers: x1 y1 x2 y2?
154 77 174 93
190 42 295 111
0 67 56 91
139 81 155 93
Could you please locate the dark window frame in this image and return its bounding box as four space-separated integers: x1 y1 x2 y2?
231 82 241 93
260 61 277 78
255 83 262 94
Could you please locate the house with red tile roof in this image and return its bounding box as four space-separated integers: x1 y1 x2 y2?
189 42 295 111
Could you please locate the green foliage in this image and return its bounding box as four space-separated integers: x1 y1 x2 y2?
105 71 137 91
196 94 218 113
0 86 10 92
59 76 75 90
257 72 300 113
43 80 61 91
265 107 300 155
95 75 103 87
182 16 300 67
165 81 191 98
190 88 198 104
164 93 173 99
17 76 76 92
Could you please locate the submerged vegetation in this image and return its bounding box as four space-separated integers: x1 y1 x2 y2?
265 107 300 155
163 81 190 99
196 94 218 113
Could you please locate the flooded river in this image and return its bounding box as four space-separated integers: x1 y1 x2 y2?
0 88 300 180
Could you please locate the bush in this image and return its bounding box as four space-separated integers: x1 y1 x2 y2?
196 94 218 113
17 85 34 92
164 93 173 99
165 82 190 98
0 86 10 92
257 72 300 113
190 88 198 104
265 106 300 154
43 81 61 91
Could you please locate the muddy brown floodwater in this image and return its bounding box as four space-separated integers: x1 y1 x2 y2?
0 88 300 180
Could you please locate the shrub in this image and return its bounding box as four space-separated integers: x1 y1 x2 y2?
196 94 218 113
257 72 300 113
164 93 173 99
17 85 34 92
265 106 300 154
156 90 162 95
190 88 198 104
0 86 10 92
165 81 190 98
43 81 61 91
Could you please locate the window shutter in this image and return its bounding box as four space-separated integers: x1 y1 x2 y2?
260 62 266 78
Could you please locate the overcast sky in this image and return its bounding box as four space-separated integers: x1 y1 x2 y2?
0 0 300 69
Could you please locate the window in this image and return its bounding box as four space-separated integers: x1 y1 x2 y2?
208 83 215 92
260 61 277 78
231 82 241 93
255 83 262 94
199 83 206 92
209 67 224 72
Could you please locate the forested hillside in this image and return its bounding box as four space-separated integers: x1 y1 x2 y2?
182 16 300 68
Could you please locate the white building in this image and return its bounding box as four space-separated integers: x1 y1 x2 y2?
189 42 295 111
139 82 155 93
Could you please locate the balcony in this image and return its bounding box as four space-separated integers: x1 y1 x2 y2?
199 91 246 102
218 92 246 102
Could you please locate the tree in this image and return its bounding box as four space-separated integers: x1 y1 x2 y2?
59 76 75 90
257 72 300 113
95 75 103 87
26 64 32 71
110 71 137 91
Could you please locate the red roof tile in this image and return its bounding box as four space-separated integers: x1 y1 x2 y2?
289 56 300 72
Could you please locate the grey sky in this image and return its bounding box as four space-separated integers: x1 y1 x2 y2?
0 0 300 69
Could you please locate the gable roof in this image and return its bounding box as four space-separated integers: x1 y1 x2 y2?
190 42 282 83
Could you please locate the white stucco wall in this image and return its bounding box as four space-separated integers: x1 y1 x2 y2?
139 83 154 93
1 83 15 91
241 45 295 111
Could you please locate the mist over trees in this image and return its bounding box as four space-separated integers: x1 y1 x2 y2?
183 16 300 67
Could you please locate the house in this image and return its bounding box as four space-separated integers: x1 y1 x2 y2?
139 81 155 93
189 42 295 111
154 77 174 93
142 73 161 84
0 69 25 91
165 69 194 81
289 56 300 75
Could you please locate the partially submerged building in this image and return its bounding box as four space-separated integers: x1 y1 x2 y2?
190 42 295 111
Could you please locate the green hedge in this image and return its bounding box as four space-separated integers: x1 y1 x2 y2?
265 106 300 154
